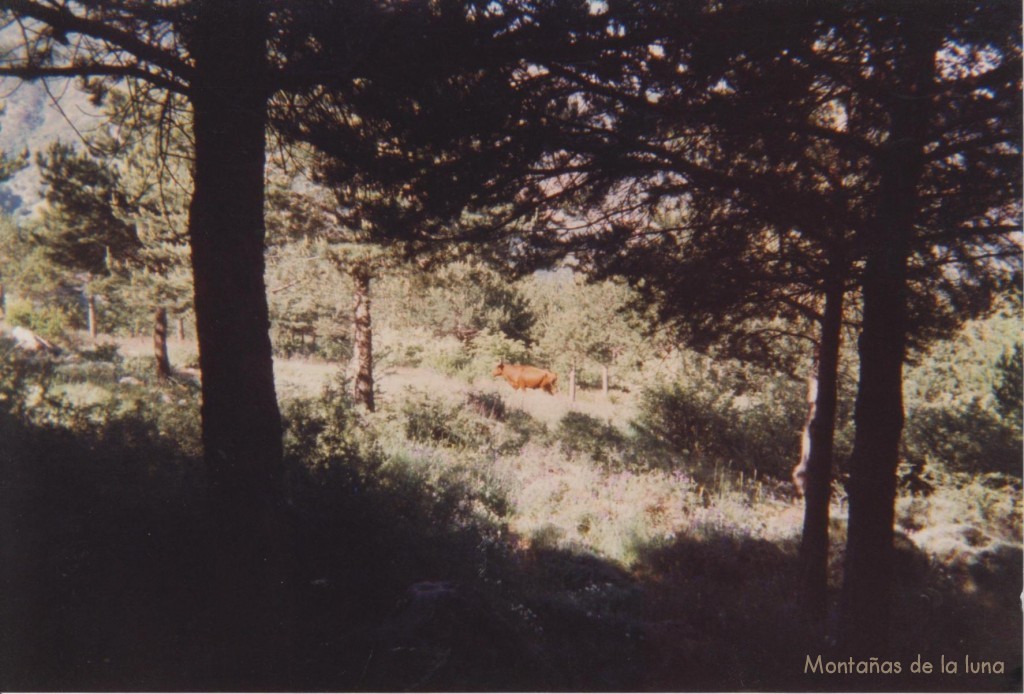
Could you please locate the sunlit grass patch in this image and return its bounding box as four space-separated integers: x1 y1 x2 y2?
899 471 1023 562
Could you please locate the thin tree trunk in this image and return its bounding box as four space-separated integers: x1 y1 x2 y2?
840 11 935 654
350 265 375 411
798 281 844 622
792 371 816 498
154 306 172 380
177 316 186 341
569 363 577 403
186 1 289 685
87 293 97 340
601 364 609 397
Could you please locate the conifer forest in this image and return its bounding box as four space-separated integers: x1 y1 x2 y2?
0 1 1020 691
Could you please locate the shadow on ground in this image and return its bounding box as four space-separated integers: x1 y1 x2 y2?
1 407 1020 692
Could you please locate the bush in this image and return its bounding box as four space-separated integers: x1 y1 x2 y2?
993 343 1022 424
465 389 507 421
468 329 531 370
631 381 802 481
0 335 57 419
6 298 73 341
282 374 381 484
903 401 1022 480
401 389 496 450
422 339 473 378
387 341 425 368
556 411 629 468
78 342 122 363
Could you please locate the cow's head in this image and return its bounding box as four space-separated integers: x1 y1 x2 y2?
492 361 505 377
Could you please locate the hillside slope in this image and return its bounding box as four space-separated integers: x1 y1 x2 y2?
0 78 105 215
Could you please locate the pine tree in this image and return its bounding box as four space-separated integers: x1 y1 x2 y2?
1 2 286 680
528 273 648 402
558 0 1021 644
265 165 407 411
36 141 142 339
289 1 1020 642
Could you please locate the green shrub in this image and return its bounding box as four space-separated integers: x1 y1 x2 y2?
424 344 473 378
388 341 425 368
631 381 802 481
556 411 628 468
401 389 496 450
418 330 533 382
0 335 57 419
6 299 73 340
903 401 1022 480
465 389 507 421
633 383 733 459
282 374 381 483
78 342 122 363
993 343 1022 425
499 408 548 454
469 329 531 370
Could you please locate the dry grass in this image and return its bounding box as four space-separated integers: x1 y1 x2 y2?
107 340 1022 569
492 441 806 563
4 332 1019 691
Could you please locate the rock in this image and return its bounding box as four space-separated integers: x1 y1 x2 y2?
11 326 59 354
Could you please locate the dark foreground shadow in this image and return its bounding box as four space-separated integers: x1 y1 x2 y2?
1 407 1020 692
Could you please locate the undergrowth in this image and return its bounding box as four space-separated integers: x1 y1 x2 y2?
0 342 1019 691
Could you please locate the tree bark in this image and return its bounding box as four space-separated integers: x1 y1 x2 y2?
840 11 936 654
177 316 186 341
186 1 289 685
797 280 844 622
350 265 375 411
601 364 609 397
153 306 172 380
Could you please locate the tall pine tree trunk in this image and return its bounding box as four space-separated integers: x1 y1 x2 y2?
350 265 375 411
798 280 844 622
154 306 172 380
186 1 289 685
840 11 935 653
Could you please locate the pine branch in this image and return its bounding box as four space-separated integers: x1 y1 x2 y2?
4 0 194 81
0 61 189 95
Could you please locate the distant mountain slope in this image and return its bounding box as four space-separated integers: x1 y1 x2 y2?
0 78 108 216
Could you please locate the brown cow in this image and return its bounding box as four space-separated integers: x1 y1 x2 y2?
492 361 558 394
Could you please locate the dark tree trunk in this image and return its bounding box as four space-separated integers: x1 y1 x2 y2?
798 280 844 622
177 316 186 341
186 1 289 685
153 306 172 380
840 11 936 654
86 293 97 339
350 265 375 411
